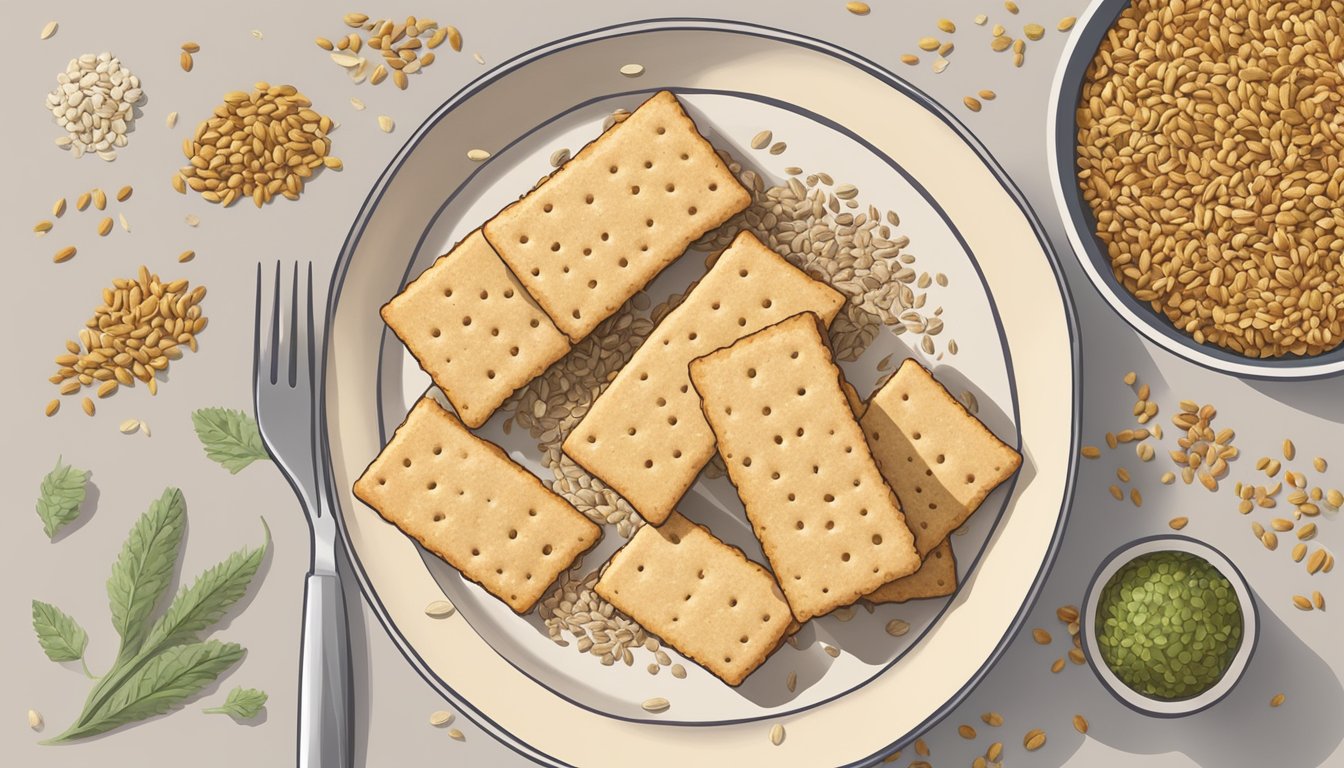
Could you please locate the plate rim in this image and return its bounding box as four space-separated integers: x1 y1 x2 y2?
318 17 1083 767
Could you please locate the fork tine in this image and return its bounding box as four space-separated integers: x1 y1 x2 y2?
304 261 316 389
270 261 283 386
253 262 264 395
288 262 300 388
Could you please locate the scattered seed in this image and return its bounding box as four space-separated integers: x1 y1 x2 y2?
619 63 645 78
97 217 113 236
180 51 194 71
40 21 58 40
467 148 491 162
900 54 920 65
1312 591 1324 609
1307 549 1327 574
981 711 1004 727
641 697 670 713
823 644 840 658
1283 439 1296 460
1169 517 1189 530
975 14 989 25
978 89 997 100
1270 693 1285 708
1032 628 1051 644
425 600 456 618
1313 457 1327 472
378 115 394 133
1292 595 1313 611
671 664 686 679
1024 23 1045 40
550 148 571 167
770 723 785 745
1081 445 1101 459
81 397 94 416
1068 647 1086 665
1130 488 1143 507
987 742 1003 761
885 618 910 636
1262 532 1278 550
963 96 982 112
118 418 140 434
1292 543 1308 562
958 724 977 739
914 738 929 756
1073 714 1088 733
1058 16 1077 31
1161 472 1175 484
769 142 787 155
918 36 940 51
1024 728 1046 751
54 245 77 263
448 728 464 741
178 250 195 263
1108 484 1123 500
429 710 454 726
846 2 871 15
1051 657 1065 673
45 399 60 416
251 29 264 40
786 670 797 691
932 58 949 73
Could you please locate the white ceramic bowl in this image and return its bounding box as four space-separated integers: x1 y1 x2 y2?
1047 0 1344 379
1081 535 1258 717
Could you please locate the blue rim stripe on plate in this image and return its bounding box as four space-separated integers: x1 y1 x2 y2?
318 18 1083 767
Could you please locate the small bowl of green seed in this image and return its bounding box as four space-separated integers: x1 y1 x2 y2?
1081 535 1258 717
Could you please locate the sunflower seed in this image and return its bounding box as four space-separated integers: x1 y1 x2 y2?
429 710 454 726
619 63 645 78
885 619 910 636
1073 714 1088 733
467 148 491 162
770 723 785 745
425 600 456 618
641 697 670 713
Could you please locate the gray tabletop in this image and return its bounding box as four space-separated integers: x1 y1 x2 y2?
3 1 1341 766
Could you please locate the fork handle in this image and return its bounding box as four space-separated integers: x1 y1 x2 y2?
299 572 353 768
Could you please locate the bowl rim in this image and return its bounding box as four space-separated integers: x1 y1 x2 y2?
1080 534 1260 717
1045 0 1344 380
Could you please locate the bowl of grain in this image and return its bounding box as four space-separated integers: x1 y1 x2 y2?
1048 0 1344 378
1081 535 1259 717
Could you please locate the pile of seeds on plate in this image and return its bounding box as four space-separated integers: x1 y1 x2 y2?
45 266 206 417
316 12 461 89
505 300 657 540
36 186 135 263
1076 0 1344 358
537 566 685 678
693 147 950 363
172 83 340 207
46 52 144 161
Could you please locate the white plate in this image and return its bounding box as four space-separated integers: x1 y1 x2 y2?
323 19 1079 767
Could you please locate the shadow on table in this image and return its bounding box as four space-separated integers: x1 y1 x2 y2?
949 591 1343 768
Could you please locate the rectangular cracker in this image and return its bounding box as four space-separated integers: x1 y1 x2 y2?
380 230 571 428
353 397 601 613
861 358 1022 557
865 539 957 605
595 512 792 686
483 90 751 342
689 312 920 621
563 231 845 525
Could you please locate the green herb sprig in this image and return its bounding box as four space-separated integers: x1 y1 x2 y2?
191 408 270 474
36 488 269 743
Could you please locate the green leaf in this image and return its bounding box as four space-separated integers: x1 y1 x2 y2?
203 686 267 719
191 408 269 474
106 488 186 664
74 517 268 737
36 457 90 539
32 600 88 663
140 519 270 653
45 641 245 743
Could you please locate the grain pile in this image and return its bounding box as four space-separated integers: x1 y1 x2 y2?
47 266 206 413
694 150 948 361
1076 0 1344 358
46 52 144 161
172 83 340 207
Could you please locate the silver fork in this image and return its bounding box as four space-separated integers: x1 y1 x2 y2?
253 262 352 768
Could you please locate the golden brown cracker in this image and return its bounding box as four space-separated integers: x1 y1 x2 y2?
380 230 570 428
689 312 920 621
865 539 957 604
595 513 792 686
484 91 751 341
354 398 601 613
861 358 1022 556
563 231 844 524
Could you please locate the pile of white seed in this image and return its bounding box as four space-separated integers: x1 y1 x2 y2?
46 52 144 161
